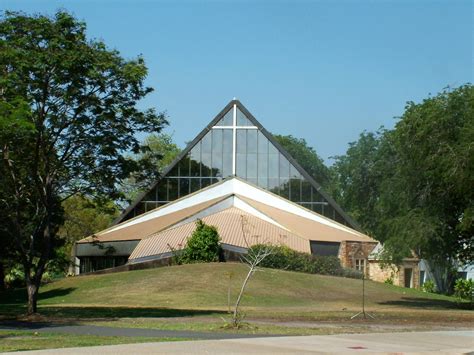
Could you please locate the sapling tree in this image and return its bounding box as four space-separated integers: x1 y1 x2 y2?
230 216 274 328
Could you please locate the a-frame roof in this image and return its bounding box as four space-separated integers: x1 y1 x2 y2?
114 99 361 231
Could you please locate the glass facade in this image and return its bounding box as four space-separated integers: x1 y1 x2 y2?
122 105 350 227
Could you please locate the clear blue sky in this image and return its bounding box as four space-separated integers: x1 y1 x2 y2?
3 0 473 162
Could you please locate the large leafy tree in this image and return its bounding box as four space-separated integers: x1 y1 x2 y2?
330 129 395 235
332 85 473 291
381 85 474 285
0 11 167 313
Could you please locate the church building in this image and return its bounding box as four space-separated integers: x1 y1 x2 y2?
75 100 380 278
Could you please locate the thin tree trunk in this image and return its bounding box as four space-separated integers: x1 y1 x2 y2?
233 266 254 326
26 279 39 315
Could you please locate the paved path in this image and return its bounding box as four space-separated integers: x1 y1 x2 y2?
3 330 473 354
0 320 276 340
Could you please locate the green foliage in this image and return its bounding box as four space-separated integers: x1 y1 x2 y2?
274 134 331 189
422 280 437 293
249 244 361 279
0 11 166 313
176 220 221 264
59 195 117 244
331 85 473 291
454 279 473 302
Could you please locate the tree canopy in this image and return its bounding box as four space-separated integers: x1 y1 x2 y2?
331 85 473 289
0 11 167 313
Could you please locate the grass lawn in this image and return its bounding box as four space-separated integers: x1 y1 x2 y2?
0 329 185 352
1 263 472 337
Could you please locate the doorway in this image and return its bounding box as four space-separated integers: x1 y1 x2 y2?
404 268 413 288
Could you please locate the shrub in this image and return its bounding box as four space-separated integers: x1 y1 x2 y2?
422 280 436 293
454 279 473 303
177 220 221 264
248 244 359 278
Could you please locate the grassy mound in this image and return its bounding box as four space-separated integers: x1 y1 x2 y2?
1 262 463 320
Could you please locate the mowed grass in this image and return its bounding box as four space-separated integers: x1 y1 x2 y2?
1 262 471 323
0 330 185 352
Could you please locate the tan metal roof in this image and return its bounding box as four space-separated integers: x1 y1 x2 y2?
129 207 311 260
77 196 227 244
238 195 376 243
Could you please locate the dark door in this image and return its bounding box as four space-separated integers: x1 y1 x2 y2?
404 268 413 288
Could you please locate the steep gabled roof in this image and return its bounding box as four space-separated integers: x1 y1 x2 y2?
114 100 361 231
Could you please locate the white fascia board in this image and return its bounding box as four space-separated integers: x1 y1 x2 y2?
105 179 236 233
231 179 362 236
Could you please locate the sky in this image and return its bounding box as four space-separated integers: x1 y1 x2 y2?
3 0 473 162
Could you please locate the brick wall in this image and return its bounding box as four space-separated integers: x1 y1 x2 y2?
338 241 378 275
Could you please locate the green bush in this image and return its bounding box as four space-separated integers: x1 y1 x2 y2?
422 280 436 293
176 219 221 264
454 279 473 302
248 244 360 279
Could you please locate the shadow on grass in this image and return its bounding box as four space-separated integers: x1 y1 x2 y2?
0 303 226 321
377 297 460 310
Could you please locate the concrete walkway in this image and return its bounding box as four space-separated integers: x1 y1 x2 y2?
4 330 473 354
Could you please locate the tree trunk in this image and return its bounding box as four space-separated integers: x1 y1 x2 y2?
26 279 39 315
232 265 255 326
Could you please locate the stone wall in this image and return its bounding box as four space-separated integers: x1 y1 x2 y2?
368 259 420 288
338 241 378 275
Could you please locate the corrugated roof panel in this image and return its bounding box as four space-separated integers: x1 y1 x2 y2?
77 196 227 243
238 195 375 243
129 207 310 260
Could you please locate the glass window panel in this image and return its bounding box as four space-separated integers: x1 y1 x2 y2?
301 180 312 202
268 178 279 194
157 180 168 201
335 212 346 225
236 129 246 154
145 189 156 201
179 178 190 197
236 153 246 178
222 152 232 177
290 164 300 179
190 178 201 193
190 144 201 177
268 152 279 178
168 178 179 200
257 131 268 154
279 178 289 199
211 129 223 177
324 205 335 219
279 153 290 181
215 108 233 126
258 153 268 188
179 154 190 177
247 130 257 154
201 153 212 176
247 177 258 186
201 131 212 154
168 164 179 177
236 107 253 126
312 204 323 214
289 178 301 202
312 188 325 203
201 178 212 189
268 140 279 155
247 153 257 178
223 129 233 153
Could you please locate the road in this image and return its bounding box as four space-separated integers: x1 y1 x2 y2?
3 330 473 354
